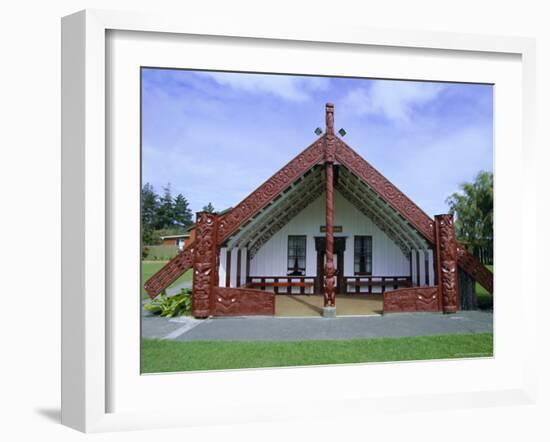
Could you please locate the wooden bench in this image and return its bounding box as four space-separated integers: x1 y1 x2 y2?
246 277 315 294
247 282 314 288
345 277 412 293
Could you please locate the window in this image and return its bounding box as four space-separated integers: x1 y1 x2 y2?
354 236 372 275
287 235 306 275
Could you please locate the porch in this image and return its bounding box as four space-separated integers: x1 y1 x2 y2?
243 275 411 316
274 293 383 317
245 275 412 295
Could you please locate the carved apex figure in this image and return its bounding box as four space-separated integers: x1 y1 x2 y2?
326 102 334 134
325 103 336 162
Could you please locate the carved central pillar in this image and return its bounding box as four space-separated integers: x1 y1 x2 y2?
192 211 220 318
323 103 336 316
434 214 459 313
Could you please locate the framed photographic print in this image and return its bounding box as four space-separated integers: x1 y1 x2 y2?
61 9 537 433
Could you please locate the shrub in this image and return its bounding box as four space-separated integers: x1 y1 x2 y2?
144 289 192 317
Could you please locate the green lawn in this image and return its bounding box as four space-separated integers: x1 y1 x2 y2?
141 333 493 373
476 264 493 310
141 260 193 299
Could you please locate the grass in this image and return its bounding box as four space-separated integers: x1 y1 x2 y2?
141 333 493 373
475 264 493 310
141 260 192 299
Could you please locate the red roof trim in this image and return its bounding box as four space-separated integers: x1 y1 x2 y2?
216 137 325 242
334 138 435 242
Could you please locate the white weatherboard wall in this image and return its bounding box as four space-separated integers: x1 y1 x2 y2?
249 190 410 281
218 247 249 287
218 247 226 287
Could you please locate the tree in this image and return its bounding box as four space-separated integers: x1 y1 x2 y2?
202 202 216 213
141 183 194 245
446 171 493 264
155 185 175 230
173 194 193 228
141 183 159 244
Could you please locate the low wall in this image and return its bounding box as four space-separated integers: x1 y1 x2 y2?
383 286 439 313
212 287 275 316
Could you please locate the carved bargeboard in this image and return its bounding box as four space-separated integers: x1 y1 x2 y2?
335 138 435 242
212 287 275 316
334 137 492 296
457 243 493 294
144 242 194 299
383 286 439 312
217 138 325 242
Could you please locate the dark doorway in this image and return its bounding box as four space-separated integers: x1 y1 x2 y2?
315 237 346 294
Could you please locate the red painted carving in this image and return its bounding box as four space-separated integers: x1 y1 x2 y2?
323 103 337 308
217 138 325 242
456 244 493 294
191 212 219 318
326 102 334 134
212 287 275 316
144 242 195 299
435 214 459 313
324 162 336 307
325 103 336 162
383 286 439 312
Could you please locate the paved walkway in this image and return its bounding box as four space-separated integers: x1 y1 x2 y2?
141 310 493 341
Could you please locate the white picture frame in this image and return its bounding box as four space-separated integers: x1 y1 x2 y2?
61 9 537 433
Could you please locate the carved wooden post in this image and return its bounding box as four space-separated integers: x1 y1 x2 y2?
434 214 459 313
192 211 219 318
323 103 336 316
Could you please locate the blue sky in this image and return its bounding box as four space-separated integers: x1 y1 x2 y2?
141 68 493 217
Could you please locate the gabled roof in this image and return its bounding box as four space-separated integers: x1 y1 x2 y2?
144 104 493 298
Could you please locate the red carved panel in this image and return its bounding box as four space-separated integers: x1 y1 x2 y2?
192 212 219 318
144 242 195 299
383 286 439 313
435 214 459 313
334 138 435 242
457 244 493 294
217 138 324 242
212 287 275 316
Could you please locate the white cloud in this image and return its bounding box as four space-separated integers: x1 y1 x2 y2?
343 80 446 123
198 72 330 102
